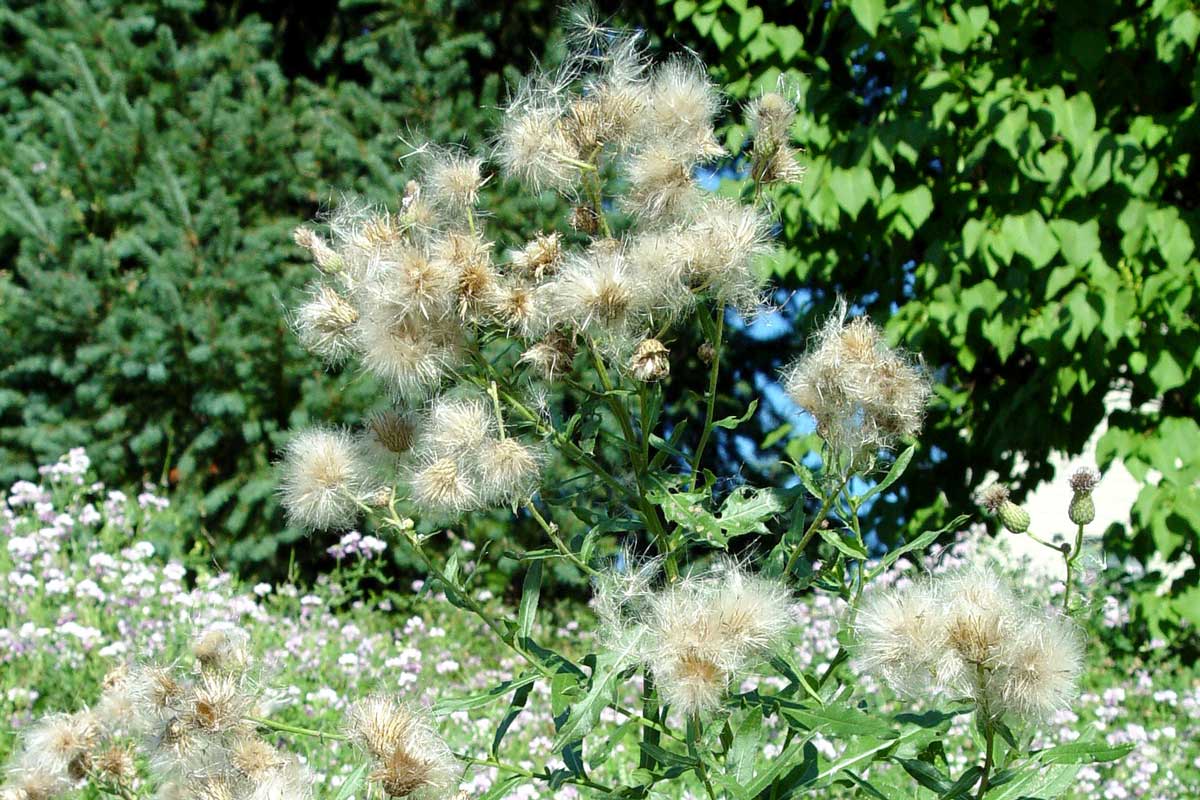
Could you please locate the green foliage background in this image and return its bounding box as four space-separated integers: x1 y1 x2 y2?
0 0 567 571
1 0 1196 640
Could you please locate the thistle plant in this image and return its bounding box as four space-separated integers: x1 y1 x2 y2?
3 10 1131 800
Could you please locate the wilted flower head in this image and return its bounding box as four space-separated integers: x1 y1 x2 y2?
279 429 367 532
346 696 458 800
782 299 930 460
519 332 577 380
192 625 251 675
629 338 670 382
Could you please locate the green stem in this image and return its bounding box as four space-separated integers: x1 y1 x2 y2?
1062 523 1085 611
459 753 615 794
689 308 725 492
247 716 348 742
560 156 599 172
783 473 852 578
526 502 598 577
974 664 995 800
588 339 677 581
639 667 661 770
976 719 995 800
688 714 719 800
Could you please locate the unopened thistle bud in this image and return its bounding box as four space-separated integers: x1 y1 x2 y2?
1067 467 1099 526
698 341 715 365
1000 503 1032 534
978 484 1031 534
629 338 669 382
293 227 343 274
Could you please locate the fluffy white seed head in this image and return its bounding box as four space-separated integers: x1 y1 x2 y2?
356 312 457 401
634 562 792 717
475 438 543 505
645 582 729 717
279 428 366 531
990 615 1084 723
675 198 772 310
408 456 478 516
549 244 647 337
245 760 314 800
422 150 486 215
367 245 457 323
853 580 946 697
496 82 581 194
20 712 99 783
782 299 930 458
422 396 495 460
346 696 458 800
623 144 701 223
508 232 564 281
192 625 251 676
637 56 725 160
294 284 360 365
705 560 794 670
592 548 662 646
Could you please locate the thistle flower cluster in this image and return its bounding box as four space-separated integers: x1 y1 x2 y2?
284 12 803 532
782 299 930 463
1 626 315 800
0 627 459 800
853 567 1085 724
595 557 793 717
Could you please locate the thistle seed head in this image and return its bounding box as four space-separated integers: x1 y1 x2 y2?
278 428 366 532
